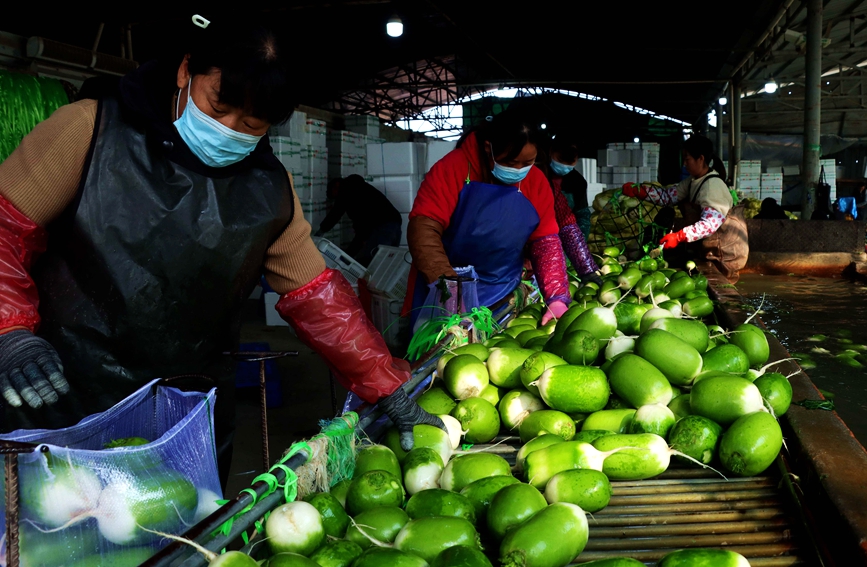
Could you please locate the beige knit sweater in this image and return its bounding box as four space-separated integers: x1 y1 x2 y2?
0 99 324 295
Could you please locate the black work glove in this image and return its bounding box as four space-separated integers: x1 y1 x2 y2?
378 387 446 451
581 270 604 287
0 330 69 408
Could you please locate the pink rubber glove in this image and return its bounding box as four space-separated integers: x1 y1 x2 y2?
541 300 569 325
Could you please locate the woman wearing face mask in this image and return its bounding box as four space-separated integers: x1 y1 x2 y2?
622 134 748 282
0 17 441 482
404 109 572 329
541 133 601 285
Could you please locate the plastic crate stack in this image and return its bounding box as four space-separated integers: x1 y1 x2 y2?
365 246 413 351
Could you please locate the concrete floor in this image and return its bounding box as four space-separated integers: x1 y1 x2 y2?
225 296 351 498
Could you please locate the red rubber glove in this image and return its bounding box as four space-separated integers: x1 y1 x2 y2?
276 268 408 404
621 183 647 200
540 300 569 325
0 193 47 333
660 230 688 249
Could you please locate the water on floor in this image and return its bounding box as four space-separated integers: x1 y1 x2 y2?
735 274 867 448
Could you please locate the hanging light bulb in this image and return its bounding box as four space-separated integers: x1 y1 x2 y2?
765 79 778 94
386 15 403 37
633 137 640 143
718 96 728 106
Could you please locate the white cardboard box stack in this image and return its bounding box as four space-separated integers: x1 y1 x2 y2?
576 158 597 184
596 143 659 187
736 160 762 199
344 115 381 138
367 142 432 246
821 159 837 201
327 130 368 179
760 174 783 202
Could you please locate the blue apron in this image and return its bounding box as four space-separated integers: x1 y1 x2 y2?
410 179 539 328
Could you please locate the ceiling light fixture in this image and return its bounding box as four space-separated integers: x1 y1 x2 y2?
386 15 403 37
765 79 778 94
634 137 640 143
718 97 728 106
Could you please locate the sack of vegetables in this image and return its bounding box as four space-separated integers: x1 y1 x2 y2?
0 378 222 567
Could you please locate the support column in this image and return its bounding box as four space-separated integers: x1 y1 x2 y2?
730 82 742 189
802 0 823 219
716 100 725 174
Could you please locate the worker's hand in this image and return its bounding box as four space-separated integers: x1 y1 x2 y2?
621 183 648 200
541 300 570 325
378 387 446 451
660 230 687 249
0 330 69 408
580 270 604 287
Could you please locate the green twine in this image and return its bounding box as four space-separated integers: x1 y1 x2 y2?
793 399 835 411
0 71 70 162
406 306 498 361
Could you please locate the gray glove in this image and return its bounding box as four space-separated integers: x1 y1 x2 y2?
378 387 446 451
0 330 69 408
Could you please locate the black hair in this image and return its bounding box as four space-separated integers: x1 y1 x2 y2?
549 132 581 163
186 15 296 125
683 134 726 180
457 107 542 172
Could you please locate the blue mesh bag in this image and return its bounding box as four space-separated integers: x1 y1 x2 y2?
0 378 222 567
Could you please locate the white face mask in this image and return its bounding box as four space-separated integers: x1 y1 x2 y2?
173 79 263 167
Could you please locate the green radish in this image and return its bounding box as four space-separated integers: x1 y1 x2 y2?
499 502 588 567
443 355 490 400
499 388 545 430
581 409 636 433
405 487 476 523
657 548 750 567
516 328 548 346
577 560 645 567
402 447 445 495
693 273 709 290
701 343 750 374
438 414 462 450
394 516 481 563
487 347 536 388
605 395 630 410
684 289 709 299
504 324 536 339
658 300 683 318
266 553 320 567
20 458 102 529
487 483 548 540
667 415 723 466
634 328 703 387
440 452 512 492
754 372 793 416
639 307 674 334
668 394 692 420
629 403 676 437
308 540 363 567
618 267 642 290
479 383 504 406
719 411 783 477
452 397 501 443
592 433 682 480
681 296 714 318
345 506 409 550
524 440 628 488
355 444 402 480
614 302 650 335
303 492 350 538
730 323 770 367
553 329 601 365
103 436 150 448
690 375 765 426
605 332 635 360
65 548 159 567
17 522 100 566
535 365 610 413
515 433 565 473
573 429 616 444
707 324 729 347
551 304 589 343
431 545 493 567
566 307 618 348
329 478 351 508
383 424 453 466
518 409 576 442
634 273 655 298
266 501 325 556
663 275 695 298
607 353 673 407
543 469 611 512
520 351 567 396
599 283 622 305
524 336 550 351
351 547 429 567
417 387 457 415
648 317 709 352
459 475 521 526
345 470 405 515
639 257 658 272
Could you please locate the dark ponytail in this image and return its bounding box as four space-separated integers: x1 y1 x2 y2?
683 134 726 180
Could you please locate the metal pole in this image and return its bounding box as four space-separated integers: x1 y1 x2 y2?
716 100 724 171
802 0 823 220
731 82 742 189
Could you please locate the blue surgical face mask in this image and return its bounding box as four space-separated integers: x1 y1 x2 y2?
549 159 574 177
173 79 263 168
490 147 532 185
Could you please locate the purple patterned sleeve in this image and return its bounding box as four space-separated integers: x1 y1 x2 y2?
528 235 572 305
559 223 599 276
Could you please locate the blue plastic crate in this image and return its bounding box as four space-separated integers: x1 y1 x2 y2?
236 342 283 408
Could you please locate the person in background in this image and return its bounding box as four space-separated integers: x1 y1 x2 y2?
539 133 601 284
753 197 788 220
315 174 402 266
0 17 439 486
854 181 867 218
404 108 572 327
622 134 747 283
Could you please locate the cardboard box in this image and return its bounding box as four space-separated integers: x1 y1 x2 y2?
424 141 456 173
264 292 290 326
344 114 381 138
367 142 426 176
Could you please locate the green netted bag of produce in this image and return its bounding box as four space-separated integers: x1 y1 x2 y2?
587 186 667 256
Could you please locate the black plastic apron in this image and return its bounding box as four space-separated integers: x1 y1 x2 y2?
11 96 294 433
